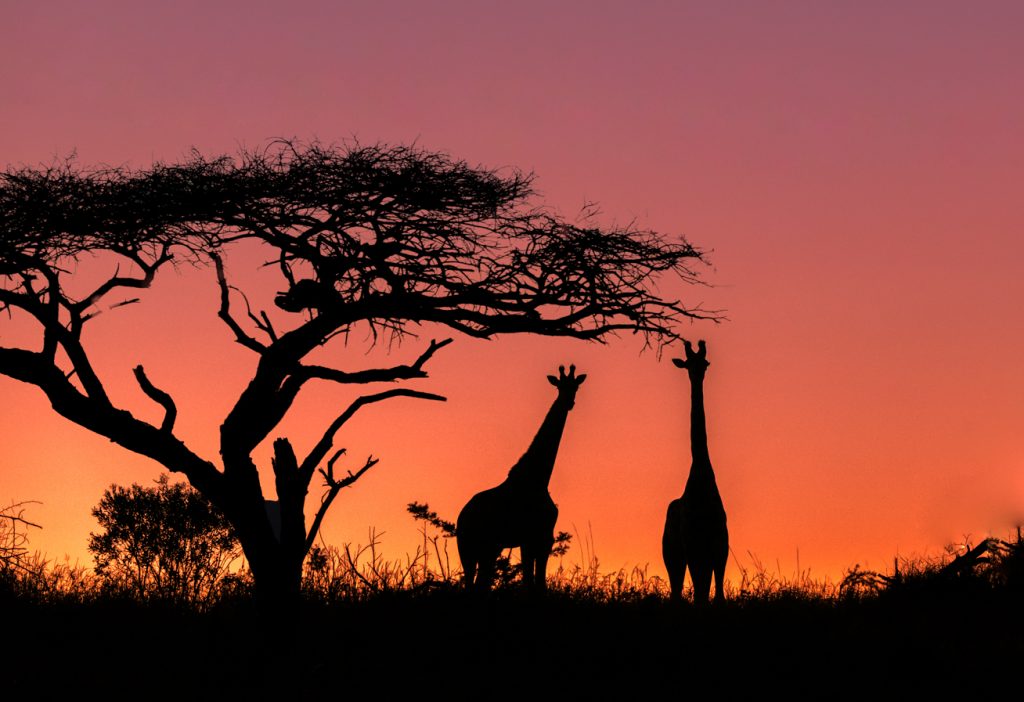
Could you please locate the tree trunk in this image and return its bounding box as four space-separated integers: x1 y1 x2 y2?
250 549 303 608
220 451 307 610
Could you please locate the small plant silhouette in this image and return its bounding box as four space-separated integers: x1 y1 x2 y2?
1 501 42 594
408 501 457 583
837 530 1024 599
407 502 457 537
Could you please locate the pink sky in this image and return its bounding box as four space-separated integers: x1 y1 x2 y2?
2 1 1023 584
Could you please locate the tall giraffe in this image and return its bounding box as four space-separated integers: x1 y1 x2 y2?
662 339 729 603
457 365 586 590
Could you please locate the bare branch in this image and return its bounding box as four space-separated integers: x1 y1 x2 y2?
343 542 378 591
305 450 380 553
132 365 178 433
325 452 380 491
230 281 279 343
0 501 43 530
0 264 113 401
1 500 43 574
210 250 266 353
71 246 172 315
0 346 224 505
298 389 446 483
259 310 279 342
296 337 453 385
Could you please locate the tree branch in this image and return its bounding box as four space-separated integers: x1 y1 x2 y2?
0 268 114 402
233 282 279 343
220 335 451 463
0 345 224 506
0 501 43 530
298 389 446 484
296 337 453 385
132 365 177 433
71 246 172 315
211 250 266 353
304 450 380 554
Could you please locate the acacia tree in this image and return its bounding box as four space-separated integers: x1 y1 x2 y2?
0 141 714 603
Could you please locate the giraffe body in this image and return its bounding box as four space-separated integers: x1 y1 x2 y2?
457 365 586 590
663 340 729 604
662 480 728 604
457 483 558 589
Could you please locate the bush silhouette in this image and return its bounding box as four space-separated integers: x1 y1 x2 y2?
88 476 242 603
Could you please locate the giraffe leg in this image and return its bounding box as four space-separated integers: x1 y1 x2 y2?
476 548 501 590
666 559 686 601
457 529 477 589
713 562 726 604
662 504 686 601
663 539 686 601
535 540 553 591
691 564 712 606
520 544 537 589
462 557 478 589
535 553 551 591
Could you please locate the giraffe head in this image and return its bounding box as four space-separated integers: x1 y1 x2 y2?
547 364 587 408
672 339 710 379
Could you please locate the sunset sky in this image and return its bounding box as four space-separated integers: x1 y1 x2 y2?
2 1 1023 586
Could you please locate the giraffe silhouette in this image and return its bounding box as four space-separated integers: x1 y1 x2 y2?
456 365 586 590
662 339 729 603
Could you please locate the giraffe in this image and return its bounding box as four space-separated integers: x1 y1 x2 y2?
662 339 729 604
456 365 586 590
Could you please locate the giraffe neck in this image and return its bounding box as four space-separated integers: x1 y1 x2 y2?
687 374 714 484
506 398 572 489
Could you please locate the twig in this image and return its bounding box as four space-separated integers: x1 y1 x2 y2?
0 500 43 530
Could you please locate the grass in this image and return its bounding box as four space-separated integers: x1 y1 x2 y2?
4 502 1023 694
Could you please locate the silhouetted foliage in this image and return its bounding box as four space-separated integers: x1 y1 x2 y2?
992 527 1024 591
551 530 573 557
88 476 241 603
0 140 714 603
837 531 1024 600
407 501 457 537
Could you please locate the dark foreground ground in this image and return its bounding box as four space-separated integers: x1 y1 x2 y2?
7 586 1023 696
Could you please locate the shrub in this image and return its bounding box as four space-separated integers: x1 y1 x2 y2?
88 475 242 603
